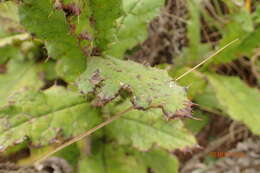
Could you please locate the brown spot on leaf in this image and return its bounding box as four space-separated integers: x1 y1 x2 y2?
62 3 81 16
92 84 133 107
91 47 102 56
78 31 92 41
90 70 103 85
89 16 96 25
69 23 76 33
116 69 123 72
0 64 6 73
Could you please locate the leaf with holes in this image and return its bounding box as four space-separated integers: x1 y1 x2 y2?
0 86 101 153
77 57 192 119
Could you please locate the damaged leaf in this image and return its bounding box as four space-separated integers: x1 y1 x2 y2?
0 87 101 152
77 57 191 118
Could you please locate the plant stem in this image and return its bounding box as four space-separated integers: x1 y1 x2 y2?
35 106 134 164
175 38 239 81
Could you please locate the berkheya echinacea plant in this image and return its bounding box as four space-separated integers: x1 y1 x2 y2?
0 0 196 172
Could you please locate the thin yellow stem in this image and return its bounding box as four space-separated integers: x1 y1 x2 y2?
175 38 239 81
245 0 251 13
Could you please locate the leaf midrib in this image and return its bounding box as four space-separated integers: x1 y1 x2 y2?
0 101 87 135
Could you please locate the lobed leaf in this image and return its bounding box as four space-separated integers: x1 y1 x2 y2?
207 74 260 134
104 0 165 58
0 87 101 152
77 57 191 118
89 0 122 50
18 0 86 82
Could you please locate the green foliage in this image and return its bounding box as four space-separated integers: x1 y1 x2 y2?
170 67 207 99
0 0 193 172
207 74 260 134
104 0 165 58
77 56 189 118
0 86 101 151
2 0 259 172
204 6 260 65
0 59 43 105
0 1 21 37
184 0 210 63
184 110 210 135
90 0 122 50
171 1 260 138
104 101 196 150
19 0 86 82
79 142 179 173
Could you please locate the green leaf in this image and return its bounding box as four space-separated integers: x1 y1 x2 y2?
170 68 207 99
79 142 146 173
104 0 165 58
237 27 260 55
184 110 210 135
139 148 179 173
0 86 101 152
55 143 80 170
105 101 196 151
207 8 258 64
0 59 43 105
90 0 122 50
0 33 30 64
77 57 190 118
56 0 94 54
18 0 86 82
40 60 57 81
0 1 22 37
79 142 178 173
194 85 222 111
0 45 23 64
182 0 210 63
207 74 260 134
